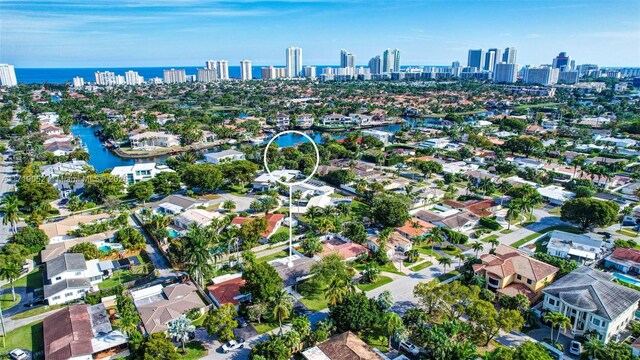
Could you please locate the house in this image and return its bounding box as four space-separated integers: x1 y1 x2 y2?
231 213 285 238
128 131 180 149
415 206 480 233
442 161 479 174
173 209 222 229
269 254 317 289
43 304 128 360
43 254 104 305
421 137 450 149
155 194 203 214
368 232 412 257
111 163 174 185
361 129 393 144
253 169 301 190
275 113 290 127
473 244 558 302
605 248 640 274
45 141 75 156
318 236 369 261
43 134 74 145
207 274 250 308
44 278 92 306
302 331 386 360
542 266 640 342
203 149 245 164
546 230 606 263
394 218 434 241
39 213 111 243
442 199 501 217
322 113 351 126
40 123 64 136
537 185 575 205
132 282 207 334
38 112 59 124
463 170 500 185
296 113 314 128
40 230 118 262
41 160 91 179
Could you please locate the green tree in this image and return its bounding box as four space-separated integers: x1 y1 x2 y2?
467 299 524 346
343 222 368 244
380 312 404 348
250 336 291 360
0 257 22 301
329 292 380 332
560 198 619 230
83 174 126 204
300 233 323 256
151 171 182 195
239 217 268 250
117 226 146 251
1 194 20 233
16 176 59 211
204 304 238 342
271 289 295 334
12 226 48 253
70 242 101 260
584 336 606 360
370 195 410 227
182 224 213 287
241 261 283 303
139 332 179 360
181 163 223 191
222 200 236 212
127 180 154 203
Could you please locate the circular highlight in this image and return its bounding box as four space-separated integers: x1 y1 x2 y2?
263 130 320 186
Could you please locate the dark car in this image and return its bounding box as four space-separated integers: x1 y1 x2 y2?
597 231 612 239
59 198 69 205
236 316 248 328
24 297 45 307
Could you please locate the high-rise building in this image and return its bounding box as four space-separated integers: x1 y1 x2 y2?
382 49 396 73
552 52 571 70
72 77 84 88
493 63 519 83
558 70 579 84
451 61 461 77
569 60 576 71
163 69 187 83
467 49 484 70
261 66 277 80
577 64 599 77
205 60 217 70
392 49 401 72
125 70 144 85
217 60 229 80
115 75 126 85
502 47 517 64
523 66 559 85
485 48 501 72
304 66 316 79
240 60 252 80
94 71 116 86
286 47 303 78
340 49 356 69
369 56 382 75
197 68 217 82
0 64 17 87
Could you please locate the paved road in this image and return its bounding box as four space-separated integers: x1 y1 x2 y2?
129 215 181 281
0 151 17 245
0 286 46 318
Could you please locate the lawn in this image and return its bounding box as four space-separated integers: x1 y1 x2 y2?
253 321 280 334
0 321 44 354
357 275 393 292
510 225 582 248
408 261 433 272
225 184 251 196
351 200 369 219
353 262 404 276
360 330 389 352
481 235 499 243
178 341 207 360
191 314 206 327
256 250 289 263
300 292 329 312
0 292 21 311
12 304 66 320
438 270 460 282
416 245 442 259
442 246 462 256
500 229 514 234
617 229 638 238
3 267 44 291
98 270 147 290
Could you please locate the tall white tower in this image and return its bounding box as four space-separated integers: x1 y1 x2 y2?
0 64 17 87
286 47 303 78
240 60 252 80
217 60 229 80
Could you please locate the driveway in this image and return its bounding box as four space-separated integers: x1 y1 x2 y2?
1 286 45 317
209 193 255 213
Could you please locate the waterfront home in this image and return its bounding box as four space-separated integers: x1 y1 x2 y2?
542 266 640 342
41 160 91 179
537 185 575 205
302 331 386 360
132 282 207 334
203 149 245 164
546 230 606 263
128 131 180 150
43 133 75 145
111 162 174 186
296 113 314 128
207 274 249 309
45 141 75 156
322 113 352 126
275 112 290 127
173 208 222 230
37 111 59 124
361 129 393 144
252 169 301 191
43 304 128 360
420 137 450 149
40 123 64 136
605 247 640 274
350 113 374 125
39 213 111 243
473 244 558 302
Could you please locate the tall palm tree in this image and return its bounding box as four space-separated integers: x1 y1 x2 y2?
271 289 295 334
555 314 572 343
488 238 499 251
324 277 347 306
382 312 404 348
505 207 520 230
429 227 444 257
182 224 213 287
471 242 484 257
1 193 20 233
498 181 512 206
167 315 195 354
0 261 22 301
583 336 606 360
438 257 452 274
455 253 466 269
543 311 565 342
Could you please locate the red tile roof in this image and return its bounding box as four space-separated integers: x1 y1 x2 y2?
207 277 246 306
395 218 435 238
43 305 94 360
611 247 640 264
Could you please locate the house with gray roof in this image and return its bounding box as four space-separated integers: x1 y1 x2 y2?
546 230 607 263
44 253 103 305
542 266 640 342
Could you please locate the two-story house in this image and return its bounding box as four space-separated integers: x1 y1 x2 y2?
43 253 103 305
542 266 640 343
546 230 606 264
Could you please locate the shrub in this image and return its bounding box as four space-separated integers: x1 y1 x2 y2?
480 217 502 230
442 227 469 244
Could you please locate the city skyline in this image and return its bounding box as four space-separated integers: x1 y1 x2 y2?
1 0 639 68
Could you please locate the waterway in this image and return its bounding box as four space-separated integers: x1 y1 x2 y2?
71 121 410 172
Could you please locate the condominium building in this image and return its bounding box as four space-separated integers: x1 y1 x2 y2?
558 70 580 84
340 49 356 69
240 60 252 80
552 52 571 70
72 76 84 88
467 49 484 70
0 64 17 87
382 48 400 73
197 68 217 82
485 48 501 72
304 66 316 79
94 71 116 86
286 46 303 78
493 63 519 83
502 47 517 64
369 56 382 75
124 70 144 85
163 68 187 84
217 60 229 80
205 60 217 70
523 66 559 85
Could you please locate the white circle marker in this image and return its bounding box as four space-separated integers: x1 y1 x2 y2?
263 130 321 267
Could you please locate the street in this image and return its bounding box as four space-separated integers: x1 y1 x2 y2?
0 151 16 245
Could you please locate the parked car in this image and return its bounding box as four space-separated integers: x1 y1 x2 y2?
236 316 248 328
597 231 612 239
399 340 420 355
569 340 582 356
24 297 45 308
221 338 245 353
59 198 69 205
9 349 28 360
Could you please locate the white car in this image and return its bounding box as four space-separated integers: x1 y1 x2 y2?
399 340 420 355
221 338 245 353
9 349 28 360
569 340 582 356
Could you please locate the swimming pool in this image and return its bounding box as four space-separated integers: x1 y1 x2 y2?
613 272 640 287
96 241 124 253
167 228 181 239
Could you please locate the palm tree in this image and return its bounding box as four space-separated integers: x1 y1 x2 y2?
183 224 213 287
167 315 195 354
583 336 606 360
543 312 559 341
471 242 484 257
314 217 335 234
455 253 466 269
1 194 20 233
488 238 499 251
381 312 404 348
0 261 22 301
271 289 295 334
306 206 324 221
555 314 572 343
429 227 444 257
498 181 512 206
438 257 452 274
221 200 236 212
505 206 520 230
324 277 347 306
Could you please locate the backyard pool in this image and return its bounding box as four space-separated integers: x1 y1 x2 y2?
613 272 640 287
97 241 124 253
168 228 181 239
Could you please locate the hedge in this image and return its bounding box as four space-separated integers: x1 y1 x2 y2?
480 217 502 231
442 227 469 244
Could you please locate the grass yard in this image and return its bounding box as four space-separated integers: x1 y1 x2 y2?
351 200 369 219
360 331 389 352
408 261 433 272
510 225 582 248
617 229 638 238
12 304 66 320
256 249 289 263
0 321 44 354
416 245 442 259
500 229 514 234
357 275 393 292
3 266 44 291
225 184 251 196
253 321 280 334
178 341 207 360
0 292 21 311
442 246 462 256
191 314 206 327
353 262 404 276
98 270 147 290
481 235 499 243
300 292 329 312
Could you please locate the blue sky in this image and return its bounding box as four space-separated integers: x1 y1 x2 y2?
1 0 639 68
